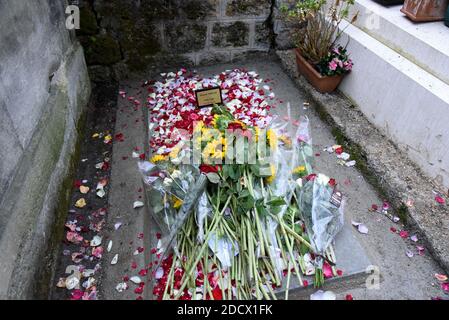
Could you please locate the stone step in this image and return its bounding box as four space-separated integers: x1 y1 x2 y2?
337 18 449 189
348 0 449 86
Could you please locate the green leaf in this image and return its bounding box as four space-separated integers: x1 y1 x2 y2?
206 172 221 184
267 197 286 207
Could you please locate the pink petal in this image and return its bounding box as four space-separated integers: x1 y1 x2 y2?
399 230 409 239
323 263 333 279
435 196 445 204
435 274 448 282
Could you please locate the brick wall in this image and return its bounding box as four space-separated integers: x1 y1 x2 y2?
77 0 286 82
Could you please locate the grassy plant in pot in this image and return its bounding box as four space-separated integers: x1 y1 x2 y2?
281 0 358 93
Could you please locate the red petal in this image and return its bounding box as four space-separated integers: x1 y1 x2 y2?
134 287 143 294
435 196 445 204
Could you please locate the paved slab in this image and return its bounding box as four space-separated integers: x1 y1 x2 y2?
99 80 152 300
102 56 444 300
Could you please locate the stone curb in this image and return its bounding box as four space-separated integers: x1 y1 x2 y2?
276 49 449 274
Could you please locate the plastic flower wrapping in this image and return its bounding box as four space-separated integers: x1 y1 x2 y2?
138 69 345 300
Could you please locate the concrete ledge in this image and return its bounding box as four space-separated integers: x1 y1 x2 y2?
276 49 449 275
350 0 449 85
337 19 449 190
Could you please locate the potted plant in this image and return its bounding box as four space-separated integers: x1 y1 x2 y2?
401 0 449 22
281 0 358 93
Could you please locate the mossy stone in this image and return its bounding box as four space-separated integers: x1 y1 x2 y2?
83 34 122 66
212 22 249 48
181 0 217 19
226 0 271 16
165 22 207 53
76 6 98 36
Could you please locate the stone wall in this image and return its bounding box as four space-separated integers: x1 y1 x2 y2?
0 0 91 299
76 0 283 82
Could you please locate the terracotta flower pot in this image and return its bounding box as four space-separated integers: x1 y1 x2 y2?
373 0 404 6
401 0 449 22
294 49 344 93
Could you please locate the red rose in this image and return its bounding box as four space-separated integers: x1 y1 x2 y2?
200 164 220 174
227 121 244 130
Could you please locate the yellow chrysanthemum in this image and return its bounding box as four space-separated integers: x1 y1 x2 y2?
169 146 181 159
266 164 276 184
172 196 183 209
267 129 278 150
255 127 260 142
211 114 220 128
279 134 292 148
193 121 204 133
202 128 214 141
221 137 228 156
202 139 220 159
293 165 306 175
150 154 168 163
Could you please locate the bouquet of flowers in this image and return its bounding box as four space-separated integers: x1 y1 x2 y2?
138 69 345 300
